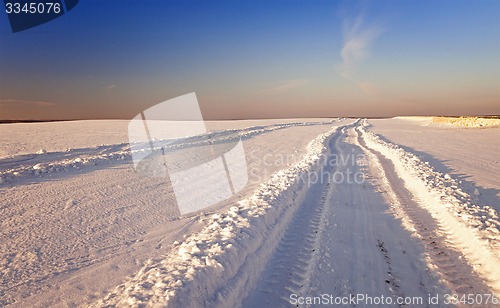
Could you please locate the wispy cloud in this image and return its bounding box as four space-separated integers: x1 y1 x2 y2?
0 99 56 107
257 79 310 94
106 84 117 96
338 11 383 81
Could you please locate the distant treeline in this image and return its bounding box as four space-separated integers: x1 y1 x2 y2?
0 119 80 124
435 115 500 119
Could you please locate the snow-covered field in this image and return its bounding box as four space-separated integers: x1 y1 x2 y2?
1 117 499 307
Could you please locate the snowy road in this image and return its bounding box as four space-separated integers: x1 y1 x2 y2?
243 123 498 307
243 125 447 307
1 118 499 307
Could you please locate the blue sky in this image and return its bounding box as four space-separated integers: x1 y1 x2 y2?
0 0 499 120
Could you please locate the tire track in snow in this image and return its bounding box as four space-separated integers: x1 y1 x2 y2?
241 130 343 307
358 121 500 297
243 125 448 307
356 124 493 300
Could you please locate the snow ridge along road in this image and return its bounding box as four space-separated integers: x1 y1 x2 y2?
92 123 347 307
0 120 336 186
359 121 500 296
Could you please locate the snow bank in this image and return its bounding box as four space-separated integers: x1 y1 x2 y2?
359 121 500 294
91 126 340 307
432 116 500 128
0 150 127 184
0 120 337 186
